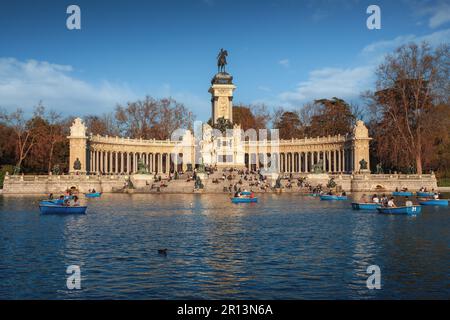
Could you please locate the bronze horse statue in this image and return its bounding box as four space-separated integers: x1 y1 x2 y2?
217 48 228 73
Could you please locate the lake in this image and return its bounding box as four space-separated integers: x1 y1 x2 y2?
0 193 449 299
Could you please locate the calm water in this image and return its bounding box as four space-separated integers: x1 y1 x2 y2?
0 193 449 300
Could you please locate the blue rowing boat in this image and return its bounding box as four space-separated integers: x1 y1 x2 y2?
39 204 87 214
392 191 413 196
419 199 448 206
416 191 435 197
351 202 381 210
320 195 348 201
85 192 102 198
377 205 421 215
231 197 258 203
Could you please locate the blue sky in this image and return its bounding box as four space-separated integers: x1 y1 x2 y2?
0 0 449 120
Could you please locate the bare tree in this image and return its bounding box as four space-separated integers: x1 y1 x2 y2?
0 108 38 173
370 42 449 174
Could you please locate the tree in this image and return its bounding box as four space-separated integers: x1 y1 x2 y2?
0 108 39 174
84 114 118 136
307 97 355 137
368 42 449 174
115 96 194 139
274 111 303 139
233 103 270 131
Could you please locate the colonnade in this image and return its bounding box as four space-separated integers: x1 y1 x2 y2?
88 150 186 174
244 148 355 173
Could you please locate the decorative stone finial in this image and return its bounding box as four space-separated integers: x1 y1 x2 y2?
353 120 369 139
69 118 87 138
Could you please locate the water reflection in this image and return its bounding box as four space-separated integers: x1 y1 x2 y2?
0 193 448 299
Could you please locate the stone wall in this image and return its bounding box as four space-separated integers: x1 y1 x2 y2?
1 173 438 195
1 174 127 194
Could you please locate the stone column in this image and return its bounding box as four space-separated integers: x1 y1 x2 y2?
68 118 88 174
328 151 332 173
333 150 337 173
120 153 123 173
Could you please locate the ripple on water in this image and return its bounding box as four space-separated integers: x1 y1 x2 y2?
0 193 449 299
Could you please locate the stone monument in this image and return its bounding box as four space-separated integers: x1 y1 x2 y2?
68 118 87 174
209 48 236 124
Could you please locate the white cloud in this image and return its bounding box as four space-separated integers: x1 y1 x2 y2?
362 28 450 55
276 27 450 108
419 1 450 28
278 59 290 68
279 66 374 106
0 58 137 115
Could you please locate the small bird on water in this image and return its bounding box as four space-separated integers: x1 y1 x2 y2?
158 249 168 255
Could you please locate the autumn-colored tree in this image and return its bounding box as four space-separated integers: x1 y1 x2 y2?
84 114 118 136
0 123 16 166
368 42 449 174
0 107 40 173
274 111 303 139
233 103 270 131
307 98 355 137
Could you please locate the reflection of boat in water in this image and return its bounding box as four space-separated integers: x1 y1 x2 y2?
418 199 448 206
377 205 421 215
416 191 435 197
351 202 381 210
231 197 258 204
85 192 102 198
320 195 348 201
39 204 87 214
392 191 413 197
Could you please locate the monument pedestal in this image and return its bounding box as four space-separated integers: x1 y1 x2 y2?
130 174 154 189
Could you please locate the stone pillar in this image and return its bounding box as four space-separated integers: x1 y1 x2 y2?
334 150 337 173
98 151 102 174
209 73 236 124
120 153 124 173
352 120 372 172
68 118 88 174
328 151 332 173
322 152 326 171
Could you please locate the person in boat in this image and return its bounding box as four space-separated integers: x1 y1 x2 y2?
405 196 413 207
395 187 399 192
359 194 368 203
381 194 388 206
71 196 80 207
92 188 96 193
56 195 65 205
341 191 346 196
48 193 54 200
372 194 380 204
387 197 396 208
433 193 439 200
